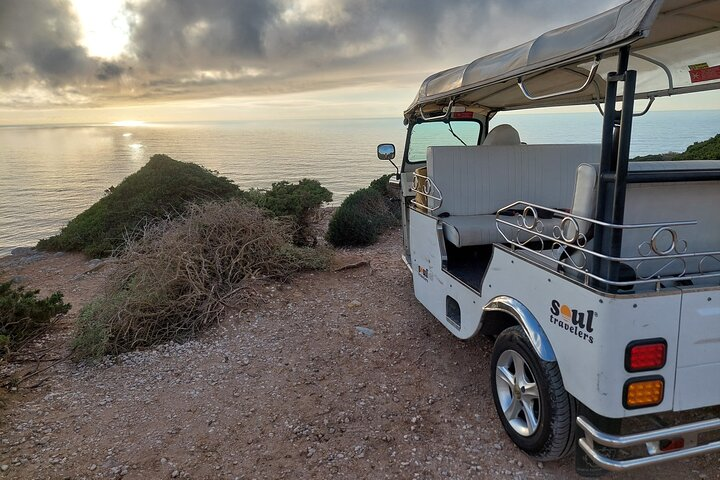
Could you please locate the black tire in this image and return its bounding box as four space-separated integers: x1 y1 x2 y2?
490 326 576 460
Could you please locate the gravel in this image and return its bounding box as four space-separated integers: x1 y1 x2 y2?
1 230 718 479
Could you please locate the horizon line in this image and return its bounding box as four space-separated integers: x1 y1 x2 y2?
2 108 720 129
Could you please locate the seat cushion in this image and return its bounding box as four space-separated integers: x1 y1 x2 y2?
442 214 562 247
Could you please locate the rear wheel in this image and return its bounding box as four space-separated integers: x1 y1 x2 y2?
490 326 576 460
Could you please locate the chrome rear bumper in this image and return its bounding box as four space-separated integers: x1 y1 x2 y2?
577 415 720 471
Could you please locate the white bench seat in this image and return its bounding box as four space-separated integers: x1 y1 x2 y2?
427 144 601 247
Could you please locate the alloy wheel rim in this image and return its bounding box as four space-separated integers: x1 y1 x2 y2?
495 349 541 437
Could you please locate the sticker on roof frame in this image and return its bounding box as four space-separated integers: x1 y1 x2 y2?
689 64 720 83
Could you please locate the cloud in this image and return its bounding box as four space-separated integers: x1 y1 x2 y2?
0 0 623 108
0 0 89 88
96 61 124 81
0 0 130 106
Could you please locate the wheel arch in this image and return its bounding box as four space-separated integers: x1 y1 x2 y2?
481 295 556 362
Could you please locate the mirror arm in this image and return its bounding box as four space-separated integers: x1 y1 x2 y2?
389 159 400 180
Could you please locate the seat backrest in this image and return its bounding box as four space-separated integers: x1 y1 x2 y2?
427 144 601 216
483 124 521 146
563 163 599 241
621 161 720 276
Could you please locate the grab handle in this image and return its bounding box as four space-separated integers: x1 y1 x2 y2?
419 98 455 122
518 60 600 101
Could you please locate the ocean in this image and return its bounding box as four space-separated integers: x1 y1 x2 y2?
1 110 719 256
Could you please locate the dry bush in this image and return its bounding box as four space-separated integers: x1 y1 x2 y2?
74 199 329 358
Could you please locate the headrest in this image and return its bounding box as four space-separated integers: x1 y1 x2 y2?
483 124 521 145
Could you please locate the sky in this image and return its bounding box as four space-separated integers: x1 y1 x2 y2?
0 0 718 125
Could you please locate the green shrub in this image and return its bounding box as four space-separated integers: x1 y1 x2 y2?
632 152 680 162
369 174 402 221
72 299 112 360
676 133 720 160
369 173 394 196
73 199 329 359
245 179 332 246
0 281 71 358
252 179 332 246
37 154 241 257
633 133 720 162
326 174 400 247
326 187 399 247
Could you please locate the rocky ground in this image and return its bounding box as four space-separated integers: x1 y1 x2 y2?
1 230 718 479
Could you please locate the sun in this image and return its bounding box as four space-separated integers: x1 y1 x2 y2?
72 0 131 58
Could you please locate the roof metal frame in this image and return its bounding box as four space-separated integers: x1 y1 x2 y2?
405 0 720 121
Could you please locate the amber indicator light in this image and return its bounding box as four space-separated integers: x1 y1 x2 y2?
623 376 664 409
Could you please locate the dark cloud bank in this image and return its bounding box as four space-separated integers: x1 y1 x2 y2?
0 0 620 107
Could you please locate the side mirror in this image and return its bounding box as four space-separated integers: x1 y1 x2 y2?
377 143 396 161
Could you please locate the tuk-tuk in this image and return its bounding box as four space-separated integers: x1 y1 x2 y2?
378 0 720 472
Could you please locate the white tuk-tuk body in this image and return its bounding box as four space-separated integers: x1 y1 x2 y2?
388 0 720 472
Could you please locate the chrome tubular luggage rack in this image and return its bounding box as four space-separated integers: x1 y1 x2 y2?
410 171 443 212
495 201 720 289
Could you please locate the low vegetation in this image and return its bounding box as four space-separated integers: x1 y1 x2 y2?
37 154 333 257
37 154 240 258
73 199 330 359
0 281 71 360
249 179 332 246
633 133 720 161
676 133 720 160
326 174 401 247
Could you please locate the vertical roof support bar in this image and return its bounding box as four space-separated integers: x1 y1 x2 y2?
592 46 636 291
608 68 637 284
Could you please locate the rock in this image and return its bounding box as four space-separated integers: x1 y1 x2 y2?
334 261 370 272
85 259 109 273
306 447 316 458
89 464 97 471
355 326 374 337
86 258 103 268
0 464 8 472
171 470 180 478
10 247 34 257
347 300 362 308
11 275 27 284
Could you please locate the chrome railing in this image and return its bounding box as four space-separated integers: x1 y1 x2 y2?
577 415 720 471
410 171 443 212
495 201 720 289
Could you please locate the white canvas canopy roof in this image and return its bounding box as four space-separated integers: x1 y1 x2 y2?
405 0 720 121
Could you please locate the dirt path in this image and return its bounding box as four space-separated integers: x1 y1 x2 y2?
1 231 718 479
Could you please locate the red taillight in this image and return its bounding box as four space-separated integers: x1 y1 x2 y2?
625 339 667 372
